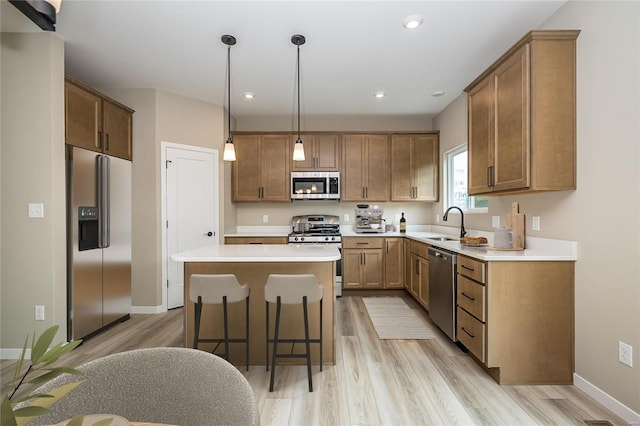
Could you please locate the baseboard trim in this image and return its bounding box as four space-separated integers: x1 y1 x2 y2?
131 305 166 314
574 373 640 425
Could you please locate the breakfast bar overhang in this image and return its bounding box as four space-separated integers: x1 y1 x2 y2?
171 244 340 366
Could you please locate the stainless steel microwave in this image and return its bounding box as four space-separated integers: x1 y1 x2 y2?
291 172 340 200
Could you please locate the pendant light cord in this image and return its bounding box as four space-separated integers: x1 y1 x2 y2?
227 44 232 143
296 43 301 143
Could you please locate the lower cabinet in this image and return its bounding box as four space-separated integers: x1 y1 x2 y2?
342 237 384 289
383 238 404 288
409 240 429 310
403 239 411 291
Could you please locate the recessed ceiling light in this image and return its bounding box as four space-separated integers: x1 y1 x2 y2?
374 91 386 99
431 90 445 97
243 92 255 99
403 15 423 30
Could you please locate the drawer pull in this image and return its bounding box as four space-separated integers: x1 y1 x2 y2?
356 242 369 245
461 327 475 338
461 292 475 301
461 264 475 272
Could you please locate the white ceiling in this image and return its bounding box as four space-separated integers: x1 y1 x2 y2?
2 0 567 119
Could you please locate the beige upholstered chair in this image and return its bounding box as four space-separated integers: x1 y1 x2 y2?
25 347 259 426
190 274 250 370
265 274 323 392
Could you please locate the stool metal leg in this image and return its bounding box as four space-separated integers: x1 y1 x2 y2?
265 301 269 372
245 294 250 371
269 297 282 392
303 296 313 392
320 298 323 372
222 295 229 360
193 296 203 349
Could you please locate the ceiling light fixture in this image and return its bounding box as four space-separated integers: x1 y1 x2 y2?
292 34 306 162
402 15 424 30
222 34 237 162
9 0 62 31
431 90 446 97
243 92 255 99
374 91 386 99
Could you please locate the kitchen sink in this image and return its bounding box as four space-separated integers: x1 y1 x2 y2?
427 237 457 242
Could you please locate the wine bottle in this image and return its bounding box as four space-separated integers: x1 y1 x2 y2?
400 212 406 233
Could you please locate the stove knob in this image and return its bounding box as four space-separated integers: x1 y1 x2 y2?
294 237 299 242
300 237 304 242
324 237 329 242
330 236 335 241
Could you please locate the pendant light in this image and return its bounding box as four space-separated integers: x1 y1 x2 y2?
222 34 237 162
292 34 306 162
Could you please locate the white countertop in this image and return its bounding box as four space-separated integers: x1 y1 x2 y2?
224 226 577 262
171 244 341 262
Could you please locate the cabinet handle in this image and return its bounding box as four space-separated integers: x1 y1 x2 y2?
356 242 369 245
486 167 491 187
461 264 475 272
97 131 103 148
415 259 419 275
362 187 365 198
105 134 110 151
461 292 475 301
363 253 366 265
461 327 475 338
386 241 389 253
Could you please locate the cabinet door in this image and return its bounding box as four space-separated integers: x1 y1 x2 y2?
493 44 530 192
342 135 366 201
384 238 404 288
391 135 413 201
315 134 341 170
103 101 132 160
413 135 438 201
65 81 102 153
417 256 429 310
233 135 262 201
467 77 494 195
261 135 290 201
410 254 420 298
342 249 363 289
362 249 383 288
403 239 411 290
364 135 390 201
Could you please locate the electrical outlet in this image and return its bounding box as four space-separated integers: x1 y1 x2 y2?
436 214 440 222
28 203 44 218
35 305 44 321
262 214 269 223
343 213 350 222
619 341 633 367
532 216 541 231
492 216 500 228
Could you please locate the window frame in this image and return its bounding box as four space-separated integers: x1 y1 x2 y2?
443 144 488 214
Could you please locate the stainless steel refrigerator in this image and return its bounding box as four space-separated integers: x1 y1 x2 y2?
66 145 131 340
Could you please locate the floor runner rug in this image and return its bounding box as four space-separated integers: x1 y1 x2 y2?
362 297 438 340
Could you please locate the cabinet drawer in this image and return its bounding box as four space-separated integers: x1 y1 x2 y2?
342 237 384 249
457 275 485 321
457 307 485 363
410 240 429 258
457 256 486 283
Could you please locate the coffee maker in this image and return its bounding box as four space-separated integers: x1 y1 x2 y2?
355 205 384 233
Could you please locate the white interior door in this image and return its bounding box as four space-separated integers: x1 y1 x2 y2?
166 146 216 309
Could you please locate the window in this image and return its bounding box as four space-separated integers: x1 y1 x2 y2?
444 145 488 212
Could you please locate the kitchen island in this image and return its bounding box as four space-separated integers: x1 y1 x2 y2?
171 244 340 366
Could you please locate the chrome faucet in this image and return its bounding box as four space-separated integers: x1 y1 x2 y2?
443 206 467 238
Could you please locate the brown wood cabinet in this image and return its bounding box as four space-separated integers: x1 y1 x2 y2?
224 236 287 245
403 239 411 290
383 238 404 289
465 30 579 195
391 134 439 201
409 240 429 310
342 134 390 201
342 237 383 289
232 134 290 202
65 77 134 161
290 134 341 171
456 254 575 385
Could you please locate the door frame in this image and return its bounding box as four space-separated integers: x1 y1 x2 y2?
160 141 219 311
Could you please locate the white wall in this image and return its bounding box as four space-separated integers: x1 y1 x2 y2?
434 1 640 415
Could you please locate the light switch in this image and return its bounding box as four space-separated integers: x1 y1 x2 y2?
492 216 500 228
532 216 541 231
28 203 44 218
343 213 350 222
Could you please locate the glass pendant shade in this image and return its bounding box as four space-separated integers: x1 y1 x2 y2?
293 138 305 161
223 138 236 161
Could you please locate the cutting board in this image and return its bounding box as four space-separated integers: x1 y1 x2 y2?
489 202 525 251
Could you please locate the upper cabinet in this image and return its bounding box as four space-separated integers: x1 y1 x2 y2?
65 77 134 161
291 134 341 171
465 30 579 195
391 134 439 201
232 134 291 202
342 134 390 202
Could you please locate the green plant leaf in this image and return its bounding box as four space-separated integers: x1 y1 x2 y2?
12 405 50 417
15 380 85 426
28 367 83 385
1 395 18 426
66 415 85 426
10 336 29 389
10 393 54 405
31 326 59 364
37 340 82 367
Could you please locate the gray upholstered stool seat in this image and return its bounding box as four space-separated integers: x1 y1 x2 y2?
190 274 250 370
265 273 323 392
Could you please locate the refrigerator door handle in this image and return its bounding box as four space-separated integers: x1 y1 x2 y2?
98 155 111 248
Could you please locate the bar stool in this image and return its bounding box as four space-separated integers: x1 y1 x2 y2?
265 274 323 392
190 274 250 371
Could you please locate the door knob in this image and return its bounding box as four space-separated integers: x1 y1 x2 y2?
206 231 213 237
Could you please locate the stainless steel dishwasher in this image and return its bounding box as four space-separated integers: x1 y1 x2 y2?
428 246 457 341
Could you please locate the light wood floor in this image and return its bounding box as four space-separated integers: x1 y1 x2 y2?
1 294 626 425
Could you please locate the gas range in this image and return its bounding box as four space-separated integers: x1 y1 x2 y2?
288 214 341 244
